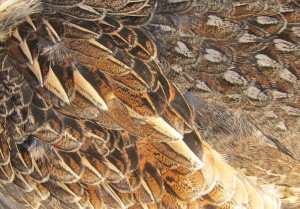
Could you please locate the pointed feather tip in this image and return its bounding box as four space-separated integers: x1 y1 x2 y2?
44 67 70 104
0 0 42 42
146 117 183 140
73 70 108 111
28 57 43 86
168 139 204 170
126 107 183 140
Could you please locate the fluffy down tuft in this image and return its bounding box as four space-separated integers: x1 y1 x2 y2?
0 0 41 42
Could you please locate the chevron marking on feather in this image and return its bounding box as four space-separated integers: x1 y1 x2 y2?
167 140 204 170
146 117 183 140
25 15 37 31
126 106 184 140
108 56 132 70
28 57 43 86
73 70 108 110
12 29 33 64
89 38 114 54
42 19 61 42
66 22 99 36
44 66 70 104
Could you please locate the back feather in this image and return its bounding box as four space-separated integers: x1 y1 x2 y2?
0 0 297 209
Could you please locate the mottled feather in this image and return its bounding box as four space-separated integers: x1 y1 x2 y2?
0 0 299 209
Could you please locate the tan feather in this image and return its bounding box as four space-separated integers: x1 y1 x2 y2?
1 0 296 208
73 70 108 111
44 66 70 104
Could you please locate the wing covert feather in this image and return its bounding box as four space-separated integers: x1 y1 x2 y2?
0 0 287 208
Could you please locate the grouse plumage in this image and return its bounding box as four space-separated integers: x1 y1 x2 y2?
0 0 298 209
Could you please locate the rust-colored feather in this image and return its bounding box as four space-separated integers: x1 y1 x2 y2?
0 0 299 209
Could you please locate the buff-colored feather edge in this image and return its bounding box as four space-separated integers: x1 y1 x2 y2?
0 0 41 42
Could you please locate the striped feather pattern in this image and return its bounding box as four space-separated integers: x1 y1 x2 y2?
0 0 298 208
